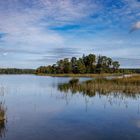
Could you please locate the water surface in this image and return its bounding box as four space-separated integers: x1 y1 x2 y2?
0 75 140 140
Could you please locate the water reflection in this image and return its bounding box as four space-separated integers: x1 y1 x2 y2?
0 75 139 140
58 78 140 97
57 78 140 112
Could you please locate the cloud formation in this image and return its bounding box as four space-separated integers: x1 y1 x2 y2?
0 0 140 68
0 0 99 50
130 21 140 32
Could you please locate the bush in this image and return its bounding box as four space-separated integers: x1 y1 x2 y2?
69 79 79 85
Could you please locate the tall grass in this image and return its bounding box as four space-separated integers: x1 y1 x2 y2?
0 103 6 138
58 75 140 96
0 103 5 122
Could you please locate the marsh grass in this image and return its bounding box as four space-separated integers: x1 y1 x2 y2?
0 103 5 121
0 103 6 138
58 75 140 96
69 78 79 85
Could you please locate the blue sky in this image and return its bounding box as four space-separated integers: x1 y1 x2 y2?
0 0 140 68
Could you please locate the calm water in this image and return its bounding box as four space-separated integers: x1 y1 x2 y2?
0 75 140 140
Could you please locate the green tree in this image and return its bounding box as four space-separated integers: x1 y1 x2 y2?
57 59 64 73
77 58 86 74
112 61 120 72
83 54 96 73
35 53 121 74
71 57 77 73
63 58 72 73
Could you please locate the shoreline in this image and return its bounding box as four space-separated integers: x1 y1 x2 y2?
36 73 139 78
0 73 139 78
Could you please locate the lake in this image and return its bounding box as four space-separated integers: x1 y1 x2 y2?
0 75 140 140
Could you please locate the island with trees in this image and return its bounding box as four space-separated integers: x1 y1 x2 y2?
36 54 121 75
0 53 139 76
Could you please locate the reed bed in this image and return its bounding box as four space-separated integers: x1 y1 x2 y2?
58 75 140 96
0 103 5 122
0 103 6 138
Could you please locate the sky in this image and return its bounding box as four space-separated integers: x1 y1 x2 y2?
0 0 140 68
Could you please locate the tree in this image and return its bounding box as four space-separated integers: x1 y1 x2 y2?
106 57 112 68
71 57 77 73
77 58 86 74
112 61 120 72
36 53 121 74
63 58 72 73
57 59 64 73
83 54 96 73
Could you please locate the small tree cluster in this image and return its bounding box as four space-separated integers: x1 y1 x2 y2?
36 54 120 74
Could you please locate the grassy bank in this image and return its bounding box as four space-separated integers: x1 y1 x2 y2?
36 73 127 78
58 75 140 96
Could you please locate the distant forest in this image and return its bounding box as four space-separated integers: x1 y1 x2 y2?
36 54 121 74
0 68 35 74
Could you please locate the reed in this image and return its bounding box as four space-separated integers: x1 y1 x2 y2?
0 103 5 122
0 103 6 138
58 75 140 96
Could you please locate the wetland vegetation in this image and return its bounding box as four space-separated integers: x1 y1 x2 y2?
58 75 140 96
0 103 6 138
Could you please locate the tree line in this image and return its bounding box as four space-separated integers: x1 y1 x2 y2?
36 54 121 74
0 68 35 74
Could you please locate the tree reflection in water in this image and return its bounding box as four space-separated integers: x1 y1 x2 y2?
57 78 140 111
58 78 140 97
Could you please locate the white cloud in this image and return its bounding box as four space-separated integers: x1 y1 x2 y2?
0 0 101 68
0 11 64 47
0 0 99 50
3 52 8 56
130 21 140 32
0 0 140 68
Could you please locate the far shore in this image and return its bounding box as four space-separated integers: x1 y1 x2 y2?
36 73 139 78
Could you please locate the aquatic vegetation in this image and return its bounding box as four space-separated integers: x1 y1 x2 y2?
58 76 140 97
69 78 79 85
0 103 6 138
0 103 5 121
